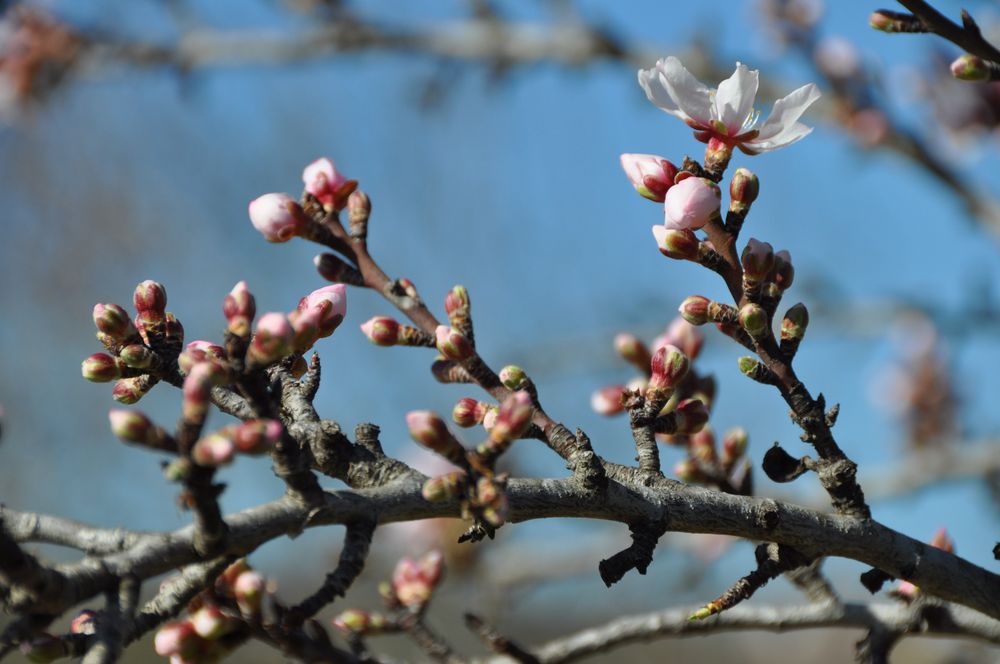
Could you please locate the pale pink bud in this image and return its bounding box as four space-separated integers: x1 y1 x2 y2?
406 410 463 458
435 325 474 361
182 362 225 422
296 284 347 339
192 431 237 466
652 225 699 261
190 605 233 640
154 621 199 658
223 281 256 336
233 419 283 455
620 153 678 202
591 385 626 416
178 340 227 374
248 193 306 242
490 390 533 443
234 570 265 615
360 316 400 346
663 177 720 231
303 157 356 211
247 312 294 367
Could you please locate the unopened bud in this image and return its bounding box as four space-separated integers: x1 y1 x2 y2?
649 344 690 393
614 333 652 370
303 157 357 212
489 390 533 444
314 253 363 285
741 238 774 283
739 303 769 339
444 285 470 319
674 458 708 483
771 250 794 290
82 353 125 382
591 385 626 416
249 192 308 242
108 409 170 449
621 153 678 202
869 9 925 33
652 226 699 261
721 427 749 467
347 190 371 226
234 570 265 615
674 398 709 434
112 376 154 404
435 325 474 361
951 54 989 81
119 343 155 370
678 296 711 326
930 527 955 553
70 610 97 636
333 609 382 634
422 471 467 502
192 431 237 466
406 410 465 461
183 362 226 422
738 356 777 384
133 280 167 320
780 303 809 342
499 365 527 390
729 168 759 212
664 176 721 231
154 621 199 658
191 605 234 640
688 427 717 466
360 316 401 346
233 419 283 455
247 313 294 367
93 303 137 341
452 398 488 427
223 281 256 337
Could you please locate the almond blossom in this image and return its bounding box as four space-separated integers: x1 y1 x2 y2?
638 56 820 154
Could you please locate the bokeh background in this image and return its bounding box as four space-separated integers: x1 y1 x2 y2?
2 0 1000 661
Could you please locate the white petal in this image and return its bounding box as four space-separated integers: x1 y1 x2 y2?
756 83 821 141
638 64 685 119
745 122 813 153
714 63 759 134
659 56 713 126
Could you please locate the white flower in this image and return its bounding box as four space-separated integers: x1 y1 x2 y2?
638 56 821 154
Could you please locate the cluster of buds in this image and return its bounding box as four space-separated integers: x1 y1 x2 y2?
190 419 283 467
82 280 183 405
894 529 955 600
153 559 267 662
672 426 751 493
476 391 533 462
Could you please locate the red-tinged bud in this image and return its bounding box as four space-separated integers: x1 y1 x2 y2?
216 559 252 593
688 427 717 465
347 190 371 225
333 609 379 634
444 285 470 319
673 458 708 483
133 280 167 319
313 253 363 286
288 306 323 353
490 390 533 443
649 344 690 392
234 570 265 616
435 325 474 361
82 353 124 382
246 313 294 367
223 281 256 337
476 476 509 527
179 340 228 375
406 410 465 460
70 610 97 635
191 605 236 640
678 296 711 326
119 343 154 370
739 303 769 339
192 431 237 466
20 634 67 663
620 153 678 202
183 362 226 422
930 528 955 553
499 365 528 390
661 317 705 360
591 385 626 416
729 167 759 213
108 409 170 448
674 398 709 434
360 316 400 346
741 238 774 283
93 303 137 341
772 250 794 291
452 398 487 427
392 558 433 609
614 333 652 369
419 550 445 587
652 225 700 261
155 621 201 659
721 427 749 467
249 192 308 242
296 284 347 339
951 54 989 81
780 303 809 342
664 176 721 231
303 157 357 212
233 419 283 455
422 471 467 502
704 136 733 175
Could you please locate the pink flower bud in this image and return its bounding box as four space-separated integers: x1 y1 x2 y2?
498 365 527 390
108 409 160 445
662 317 704 360
192 431 237 466
591 385 626 416
93 303 137 341
233 419 283 455
81 353 125 382
490 390 534 443
133 280 167 319
182 362 226 422
248 193 307 242
614 333 652 369
154 621 199 658
435 325 474 361
741 238 774 283
444 285 470 319
178 340 228 374
223 281 256 337
360 316 401 346
392 558 431 608
422 471 467 502
234 570 265 615
674 458 708 483
406 410 464 459
649 344 690 392
663 177 720 230
419 550 445 588
452 398 487 427
678 295 711 326
111 376 150 404
620 153 678 202
729 167 759 210
70 610 97 635
296 284 347 339
951 54 989 81
739 303 769 338
689 427 718 465
246 312 294 367
190 605 234 640
652 225 699 261
303 157 357 211
674 398 709 434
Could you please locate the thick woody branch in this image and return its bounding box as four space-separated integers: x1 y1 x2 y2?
894 1 1000 63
